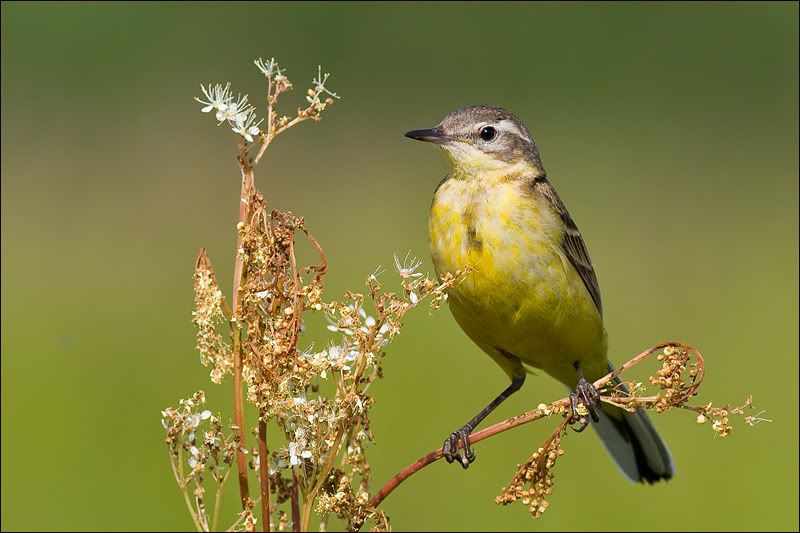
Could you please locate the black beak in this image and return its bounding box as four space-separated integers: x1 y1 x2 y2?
404 127 450 144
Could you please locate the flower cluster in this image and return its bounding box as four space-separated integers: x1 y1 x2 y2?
196 59 338 149
496 422 567 519
255 57 292 94
649 344 702 412
195 83 263 142
693 395 771 438
315 469 389 532
192 250 233 384
304 65 339 116
162 391 242 531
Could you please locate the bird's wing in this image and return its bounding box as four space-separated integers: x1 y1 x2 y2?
533 176 603 316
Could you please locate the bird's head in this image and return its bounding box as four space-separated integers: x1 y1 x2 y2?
405 105 544 177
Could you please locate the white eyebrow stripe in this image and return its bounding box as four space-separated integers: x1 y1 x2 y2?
496 119 531 142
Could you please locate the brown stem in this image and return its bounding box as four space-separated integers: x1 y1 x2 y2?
231 155 255 509
291 468 301 532
257 415 272 532
369 341 701 509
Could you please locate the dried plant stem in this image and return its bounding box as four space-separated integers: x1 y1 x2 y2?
231 156 255 508
302 427 343 531
257 416 272 532
369 341 702 509
291 469 301 532
211 469 231 532
170 448 203 531
193 473 211 532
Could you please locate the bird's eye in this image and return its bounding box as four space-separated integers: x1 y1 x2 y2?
479 126 497 142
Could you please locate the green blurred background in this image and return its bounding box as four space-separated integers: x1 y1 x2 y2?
2 2 798 531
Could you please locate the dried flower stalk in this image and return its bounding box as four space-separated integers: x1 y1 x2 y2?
166 56 466 532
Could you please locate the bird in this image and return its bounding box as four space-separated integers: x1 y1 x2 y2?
405 105 674 483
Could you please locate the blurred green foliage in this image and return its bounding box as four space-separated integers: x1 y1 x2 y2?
2 2 797 531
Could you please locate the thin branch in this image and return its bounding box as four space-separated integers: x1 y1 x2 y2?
369 341 702 509
291 468 301 532
211 468 231 532
258 416 272 532
193 471 211 532
170 449 203 531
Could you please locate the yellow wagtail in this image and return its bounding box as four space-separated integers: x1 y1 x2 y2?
405 105 674 483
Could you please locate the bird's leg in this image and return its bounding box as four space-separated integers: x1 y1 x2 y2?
442 375 525 469
569 361 601 432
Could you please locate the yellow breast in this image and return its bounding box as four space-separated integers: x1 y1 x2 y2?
428 174 606 384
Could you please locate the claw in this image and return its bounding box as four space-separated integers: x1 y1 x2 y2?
442 426 475 469
568 392 590 432
569 375 601 430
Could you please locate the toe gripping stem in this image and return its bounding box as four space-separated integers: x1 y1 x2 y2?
569 373 601 432
442 424 475 469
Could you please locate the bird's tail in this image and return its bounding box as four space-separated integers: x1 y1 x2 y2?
590 367 675 483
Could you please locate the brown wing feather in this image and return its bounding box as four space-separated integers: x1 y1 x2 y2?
533 177 603 316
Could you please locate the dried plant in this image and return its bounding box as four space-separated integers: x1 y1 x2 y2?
163 57 767 532
164 56 467 532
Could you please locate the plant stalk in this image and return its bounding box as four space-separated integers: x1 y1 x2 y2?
258 415 272 532
231 156 255 509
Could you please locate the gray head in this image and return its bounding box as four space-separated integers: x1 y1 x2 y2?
405 105 544 175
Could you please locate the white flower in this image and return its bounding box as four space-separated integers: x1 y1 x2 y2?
326 314 354 336
374 322 391 347
327 345 343 361
409 291 419 304
368 265 385 282
393 251 423 279
269 457 288 475
289 443 301 466
231 108 263 143
216 93 252 124
288 442 314 466
195 83 232 113
254 57 281 78
312 65 339 100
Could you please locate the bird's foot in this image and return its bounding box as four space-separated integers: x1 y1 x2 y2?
568 376 601 432
442 425 476 469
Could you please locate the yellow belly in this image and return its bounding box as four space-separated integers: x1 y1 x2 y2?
429 176 608 385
